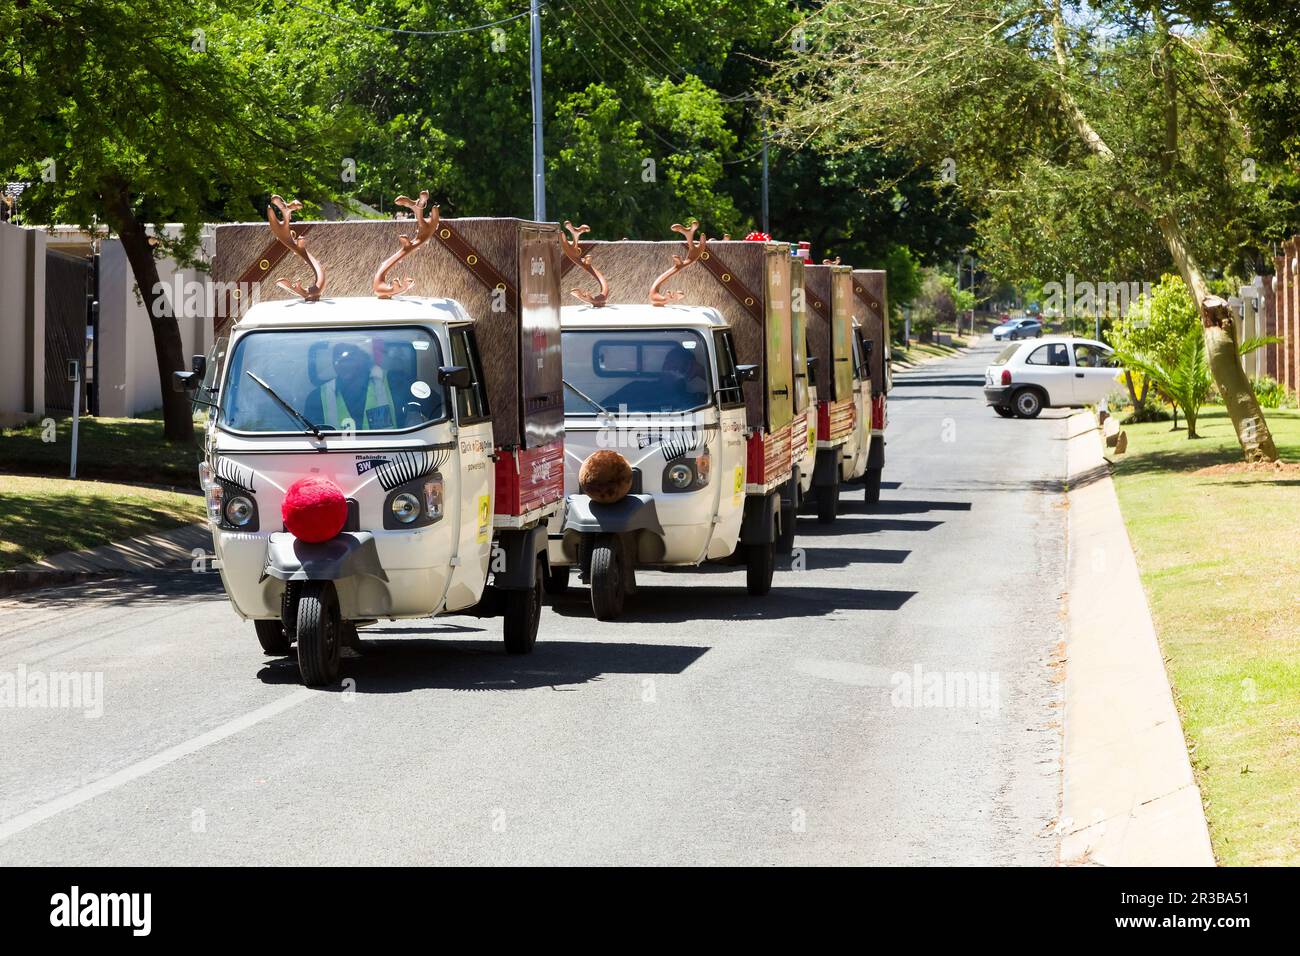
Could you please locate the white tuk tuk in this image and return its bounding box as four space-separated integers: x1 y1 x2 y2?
853 269 891 503
178 195 564 685
542 224 796 619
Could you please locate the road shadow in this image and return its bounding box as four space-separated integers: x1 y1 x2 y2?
548 584 915 623
790 546 910 570
795 515 944 533
891 376 986 388
256 637 709 693
846 499 972 515
3 570 228 607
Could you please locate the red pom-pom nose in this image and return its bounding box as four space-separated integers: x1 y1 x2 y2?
282 476 347 543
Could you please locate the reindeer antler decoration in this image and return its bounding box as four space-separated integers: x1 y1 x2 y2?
649 221 706 306
373 191 440 299
560 221 609 307
266 196 325 301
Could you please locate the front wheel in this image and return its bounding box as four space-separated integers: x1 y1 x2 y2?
254 619 292 656
503 557 543 654
746 541 775 596
1013 388 1043 419
863 467 883 504
295 581 341 686
589 534 626 621
816 479 840 524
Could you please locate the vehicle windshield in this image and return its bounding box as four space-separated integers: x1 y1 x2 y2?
220 327 447 433
562 328 713 415
992 344 1020 365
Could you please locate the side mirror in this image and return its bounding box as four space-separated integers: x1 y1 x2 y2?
863 340 874 359
438 365 473 389
173 370 199 393
192 354 207 379
735 364 759 384
806 355 819 374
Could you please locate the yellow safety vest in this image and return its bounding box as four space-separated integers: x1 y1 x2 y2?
323 374 398 430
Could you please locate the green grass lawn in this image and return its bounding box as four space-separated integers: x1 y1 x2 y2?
1111 406 1300 865
0 474 203 570
0 412 202 489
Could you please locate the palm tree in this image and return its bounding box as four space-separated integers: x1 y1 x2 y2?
1113 327 1213 438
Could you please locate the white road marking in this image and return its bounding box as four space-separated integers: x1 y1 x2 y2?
0 688 317 843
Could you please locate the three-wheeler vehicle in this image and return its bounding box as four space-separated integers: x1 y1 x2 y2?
802 260 872 521
543 223 796 619
177 195 564 685
853 268 891 503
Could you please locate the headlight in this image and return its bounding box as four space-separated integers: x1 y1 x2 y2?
666 463 694 489
224 495 255 527
390 492 421 524
661 447 711 493
423 477 444 519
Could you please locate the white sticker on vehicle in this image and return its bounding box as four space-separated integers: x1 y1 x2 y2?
411 381 431 399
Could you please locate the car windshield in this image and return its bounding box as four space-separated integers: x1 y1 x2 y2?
562 328 713 414
220 327 447 433
992 344 1020 365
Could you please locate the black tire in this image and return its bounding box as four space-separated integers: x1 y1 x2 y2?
775 501 797 553
863 467 883 504
295 581 341 687
1013 388 1044 419
254 619 292 656
503 558 543 654
746 541 775 596
815 478 840 524
542 563 570 595
994 405 1016 418
589 534 625 621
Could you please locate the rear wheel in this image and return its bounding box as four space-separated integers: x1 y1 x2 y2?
589 534 626 621
863 467 883 504
503 557 543 654
1013 388 1043 419
295 581 341 686
254 619 291 656
775 500 797 553
816 478 840 524
542 563 570 595
746 541 775 596
993 405 1016 419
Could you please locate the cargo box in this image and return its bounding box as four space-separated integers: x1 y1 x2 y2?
789 255 814 467
210 216 564 523
803 263 857 445
852 269 890 396
562 236 796 492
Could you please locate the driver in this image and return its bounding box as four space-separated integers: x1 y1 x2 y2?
659 345 710 408
305 342 411 430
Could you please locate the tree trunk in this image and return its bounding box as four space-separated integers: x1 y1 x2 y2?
102 183 194 444
1046 2 1279 462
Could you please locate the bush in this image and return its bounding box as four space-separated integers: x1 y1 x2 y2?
1251 375 1293 409
1121 404 1172 424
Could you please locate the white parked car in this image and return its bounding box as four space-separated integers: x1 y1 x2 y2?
983 337 1120 418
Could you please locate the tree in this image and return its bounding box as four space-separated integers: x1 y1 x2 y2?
768 0 1284 459
2 1 362 440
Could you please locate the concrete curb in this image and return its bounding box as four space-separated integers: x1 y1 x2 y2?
1059 411 1214 866
1 523 212 597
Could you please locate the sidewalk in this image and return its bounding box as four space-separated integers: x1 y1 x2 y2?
0 523 212 596
1059 411 1214 866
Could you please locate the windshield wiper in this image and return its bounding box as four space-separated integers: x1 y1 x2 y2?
246 371 323 439
563 379 610 416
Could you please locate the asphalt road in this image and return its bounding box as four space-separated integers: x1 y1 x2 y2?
0 342 1073 865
